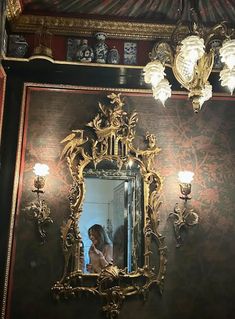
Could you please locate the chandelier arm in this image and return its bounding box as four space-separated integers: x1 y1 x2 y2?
188 4 205 37
170 21 190 47
170 0 186 45
190 51 214 89
204 22 231 47
149 42 174 65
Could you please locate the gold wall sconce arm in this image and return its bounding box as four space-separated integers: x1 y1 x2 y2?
23 163 53 244
169 171 199 247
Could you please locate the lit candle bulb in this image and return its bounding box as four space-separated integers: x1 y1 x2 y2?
178 171 194 200
33 163 49 191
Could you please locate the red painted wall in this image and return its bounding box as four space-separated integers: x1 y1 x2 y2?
5 86 235 319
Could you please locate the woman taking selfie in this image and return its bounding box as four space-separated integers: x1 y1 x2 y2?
86 224 113 273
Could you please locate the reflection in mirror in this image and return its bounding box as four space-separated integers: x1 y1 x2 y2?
80 174 142 273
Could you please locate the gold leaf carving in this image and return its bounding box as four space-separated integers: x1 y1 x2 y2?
9 14 186 40
52 93 167 318
6 0 22 21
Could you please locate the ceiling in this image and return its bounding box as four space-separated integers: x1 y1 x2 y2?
21 0 235 24
6 0 235 40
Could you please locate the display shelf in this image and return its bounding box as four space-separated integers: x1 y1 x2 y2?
2 55 227 95
2 55 151 92
3 55 145 69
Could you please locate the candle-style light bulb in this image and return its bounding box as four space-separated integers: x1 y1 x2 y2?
33 163 49 192
178 171 194 200
33 163 49 177
178 171 194 183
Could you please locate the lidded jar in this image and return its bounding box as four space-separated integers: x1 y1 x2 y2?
107 46 120 64
94 32 109 64
77 39 94 62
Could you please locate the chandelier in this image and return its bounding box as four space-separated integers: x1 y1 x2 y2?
143 9 235 113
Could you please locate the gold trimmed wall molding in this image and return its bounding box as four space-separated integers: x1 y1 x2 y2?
8 14 188 40
6 0 22 21
5 1 234 41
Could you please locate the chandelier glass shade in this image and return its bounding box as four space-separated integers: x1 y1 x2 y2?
143 60 166 87
219 39 235 70
220 67 235 95
174 51 195 83
199 81 212 108
144 21 235 113
152 78 171 105
219 39 235 95
180 35 205 64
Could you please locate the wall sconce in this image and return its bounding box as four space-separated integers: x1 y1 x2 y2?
23 163 53 243
169 171 199 247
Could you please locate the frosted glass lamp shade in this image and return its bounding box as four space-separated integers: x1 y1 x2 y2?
180 35 205 64
220 39 235 70
143 60 165 87
220 66 235 95
199 82 212 107
33 163 49 176
152 79 171 105
178 171 194 183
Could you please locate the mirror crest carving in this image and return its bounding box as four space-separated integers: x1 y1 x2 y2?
52 93 167 318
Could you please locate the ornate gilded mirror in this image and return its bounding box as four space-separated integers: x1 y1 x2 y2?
52 93 167 318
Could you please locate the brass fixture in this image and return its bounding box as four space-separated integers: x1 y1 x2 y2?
52 93 167 318
169 171 198 247
29 23 54 62
144 9 235 112
23 163 53 244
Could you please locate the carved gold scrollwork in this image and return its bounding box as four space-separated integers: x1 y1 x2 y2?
23 199 53 244
6 0 22 21
9 14 182 40
169 202 199 247
52 93 167 318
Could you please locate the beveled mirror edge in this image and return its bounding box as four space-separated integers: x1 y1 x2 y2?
51 93 167 318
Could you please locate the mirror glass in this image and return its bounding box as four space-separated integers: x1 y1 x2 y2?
80 172 142 274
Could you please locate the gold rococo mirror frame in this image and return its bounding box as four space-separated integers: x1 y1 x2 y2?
52 93 167 318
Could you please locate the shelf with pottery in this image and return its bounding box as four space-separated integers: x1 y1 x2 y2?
5 31 148 71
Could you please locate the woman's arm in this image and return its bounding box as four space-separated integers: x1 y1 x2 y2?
89 244 113 270
103 244 113 264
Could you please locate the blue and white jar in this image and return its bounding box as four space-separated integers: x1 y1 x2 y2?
107 46 120 64
77 39 94 63
94 32 108 64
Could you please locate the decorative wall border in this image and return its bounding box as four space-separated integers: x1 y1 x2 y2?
8 14 188 40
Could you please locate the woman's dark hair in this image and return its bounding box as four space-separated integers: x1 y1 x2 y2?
88 224 112 250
